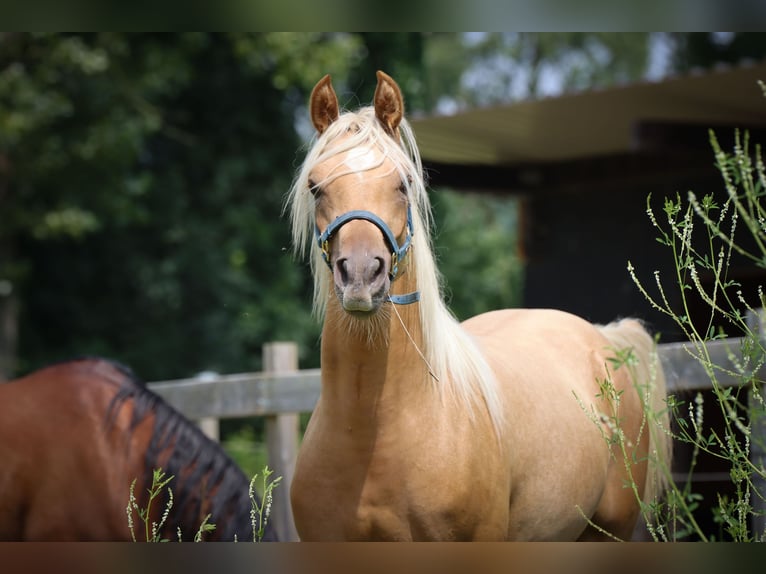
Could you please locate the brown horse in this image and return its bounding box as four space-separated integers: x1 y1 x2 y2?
0 357 276 541
287 71 672 541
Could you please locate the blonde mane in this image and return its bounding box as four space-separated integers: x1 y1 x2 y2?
286 107 505 437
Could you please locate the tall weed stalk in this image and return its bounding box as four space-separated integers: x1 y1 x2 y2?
628 110 766 540
126 465 281 542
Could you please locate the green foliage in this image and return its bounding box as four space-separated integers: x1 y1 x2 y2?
222 425 268 485
1 34 369 378
630 124 766 541
671 33 766 74
432 190 523 319
232 33 365 93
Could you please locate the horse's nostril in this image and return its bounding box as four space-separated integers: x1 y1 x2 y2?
372 257 385 279
335 258 349 285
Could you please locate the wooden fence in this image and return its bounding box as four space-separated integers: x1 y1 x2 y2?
148 310 766 541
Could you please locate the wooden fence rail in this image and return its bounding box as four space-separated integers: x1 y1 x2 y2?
148 313 766 541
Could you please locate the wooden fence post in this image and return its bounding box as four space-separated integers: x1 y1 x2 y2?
748 308 766 538
263 342 300 542
195 371 220 442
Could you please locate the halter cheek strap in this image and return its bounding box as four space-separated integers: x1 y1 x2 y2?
315 205 420 305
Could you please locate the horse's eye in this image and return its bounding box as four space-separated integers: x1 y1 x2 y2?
308 180 322 198
398 177 411 196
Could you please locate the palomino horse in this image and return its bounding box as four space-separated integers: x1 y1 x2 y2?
0 357 276 541
288 71 672 541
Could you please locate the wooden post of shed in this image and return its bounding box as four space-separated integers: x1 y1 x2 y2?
748 308 766 538
263 342 300 541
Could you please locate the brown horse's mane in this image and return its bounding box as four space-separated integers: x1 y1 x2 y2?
57 357 270 541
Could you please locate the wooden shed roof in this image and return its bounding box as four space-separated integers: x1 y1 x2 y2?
410 60 766 169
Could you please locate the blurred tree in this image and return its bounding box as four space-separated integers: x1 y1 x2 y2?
426 32 652 110
669 32 766 72
0 33 363 378
345 33 427 109
430 190 523 320
1 32 171 377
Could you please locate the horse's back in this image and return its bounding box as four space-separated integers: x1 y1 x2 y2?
0 358 140 540
0 358 138 447
462 307 621 399
0 357 129 433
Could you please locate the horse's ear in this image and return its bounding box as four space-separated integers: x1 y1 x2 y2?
374 70 404 137
310 74 340 135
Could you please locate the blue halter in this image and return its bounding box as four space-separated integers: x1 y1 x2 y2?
315 205 420 305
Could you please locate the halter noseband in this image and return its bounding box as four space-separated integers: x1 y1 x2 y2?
315 205 420 305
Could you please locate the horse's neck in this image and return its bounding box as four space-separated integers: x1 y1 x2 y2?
319 276 431 425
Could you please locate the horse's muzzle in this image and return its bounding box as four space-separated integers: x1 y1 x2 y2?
334 254 390 314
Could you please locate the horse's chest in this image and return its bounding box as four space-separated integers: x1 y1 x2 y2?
292 420 504 540
297 463 469 540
